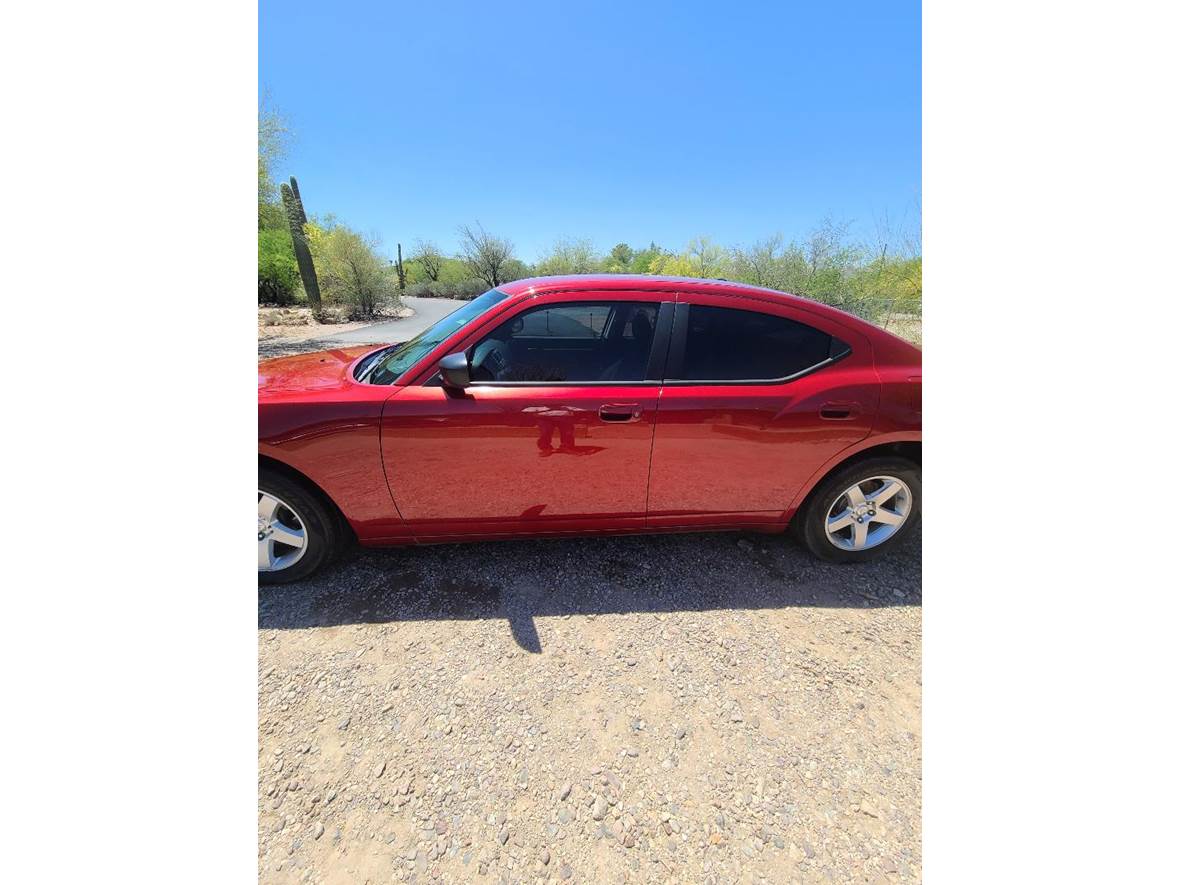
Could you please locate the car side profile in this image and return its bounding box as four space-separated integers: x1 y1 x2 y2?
258 275 921 583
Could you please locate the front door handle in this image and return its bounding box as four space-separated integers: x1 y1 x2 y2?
819 401 859 420
599 403 642 422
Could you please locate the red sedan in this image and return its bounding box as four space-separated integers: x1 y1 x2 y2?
259 275 921 583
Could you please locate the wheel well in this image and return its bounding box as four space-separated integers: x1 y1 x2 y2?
259 455 355 541
839 440 921 469
792 441 921 517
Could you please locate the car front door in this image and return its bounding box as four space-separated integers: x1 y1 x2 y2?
646 293 879 527
381 293 673 539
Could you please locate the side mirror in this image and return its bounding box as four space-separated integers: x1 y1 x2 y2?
438 352 471 390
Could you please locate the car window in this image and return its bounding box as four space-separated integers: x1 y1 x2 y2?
357 287 509 384
673 305 834 381
470 302 660 383
518 304 611 337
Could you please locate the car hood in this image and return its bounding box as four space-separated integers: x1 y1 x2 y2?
258 345 384 397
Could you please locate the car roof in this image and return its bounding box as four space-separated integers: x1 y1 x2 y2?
499 274 790 298
496 274 890 340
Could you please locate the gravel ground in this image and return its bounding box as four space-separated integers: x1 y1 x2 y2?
258 526 921 884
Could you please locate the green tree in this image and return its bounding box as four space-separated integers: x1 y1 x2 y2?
607 243 635 271
499 258 531 283
411 239 444 281
458 222 517 287
534 237 601 275
630 243 669 274
731 234 785 288
649 237 729 278
258 98 290 230
258 228 300 304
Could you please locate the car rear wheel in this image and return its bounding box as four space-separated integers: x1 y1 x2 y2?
794 457 921 563
258 469 341 584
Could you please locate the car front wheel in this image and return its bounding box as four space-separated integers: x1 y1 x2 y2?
258 469 341 584
794 457 921 563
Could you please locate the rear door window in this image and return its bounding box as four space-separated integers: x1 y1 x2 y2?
672 305 836 381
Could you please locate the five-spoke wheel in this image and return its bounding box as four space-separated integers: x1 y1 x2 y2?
258 468 344 584
258 492 309 572
794 456 921 562
823 475 912 551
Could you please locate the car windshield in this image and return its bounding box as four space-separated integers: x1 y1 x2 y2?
356 288 510 385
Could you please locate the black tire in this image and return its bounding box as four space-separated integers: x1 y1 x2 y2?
793 456 921 563
258 468 342 584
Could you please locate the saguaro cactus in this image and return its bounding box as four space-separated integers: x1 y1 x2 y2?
395 242 406 292
288 176 309 225
280 177 321 311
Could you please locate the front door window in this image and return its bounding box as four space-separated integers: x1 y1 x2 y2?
470 302 659 383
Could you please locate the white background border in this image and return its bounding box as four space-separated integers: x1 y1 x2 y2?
1 1 1177 880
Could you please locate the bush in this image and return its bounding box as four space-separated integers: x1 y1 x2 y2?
404 278 489 300
258 228 300 305
305 221 400 318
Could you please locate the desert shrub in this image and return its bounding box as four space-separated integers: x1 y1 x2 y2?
305 220 400 318
315 304 356 323
404 278 489 300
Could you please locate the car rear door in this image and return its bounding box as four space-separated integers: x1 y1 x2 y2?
646 292 879 528
380 292 674 539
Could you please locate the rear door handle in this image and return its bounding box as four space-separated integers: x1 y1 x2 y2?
820 401 859 420
599 403 642 422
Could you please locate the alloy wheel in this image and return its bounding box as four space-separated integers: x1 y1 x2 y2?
258 491 309 572
823 475 912 551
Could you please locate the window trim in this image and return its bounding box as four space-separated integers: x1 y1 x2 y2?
661 302 851 386
458 300 674 388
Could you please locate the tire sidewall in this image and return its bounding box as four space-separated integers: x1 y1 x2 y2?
258 470 337 584
796 457 922 563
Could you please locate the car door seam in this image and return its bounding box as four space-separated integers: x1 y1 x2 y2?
642 384 663 524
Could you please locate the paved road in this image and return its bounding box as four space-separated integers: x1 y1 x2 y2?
321 296 468 345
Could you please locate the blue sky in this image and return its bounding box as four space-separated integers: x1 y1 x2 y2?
260 1 920 263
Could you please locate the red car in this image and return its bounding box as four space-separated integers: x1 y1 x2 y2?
259 275 921 583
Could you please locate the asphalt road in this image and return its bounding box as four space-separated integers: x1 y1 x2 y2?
320 296 468 346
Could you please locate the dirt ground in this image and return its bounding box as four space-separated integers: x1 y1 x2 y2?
258 529 921 885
